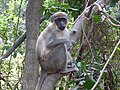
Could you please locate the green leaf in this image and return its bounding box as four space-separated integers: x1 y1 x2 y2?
68 80 74 85
110 0 119 6
52 2 62 6
81 61 87 72
77 62 81 67
83 75 96 90
50 7 58 12
61 4 69 9
59 87 64 90
62 77 66 82
71 85 80 90
93 15 101 23
13 51 17 58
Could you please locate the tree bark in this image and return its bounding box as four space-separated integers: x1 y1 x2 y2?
22 0 43 90
70 0 111 43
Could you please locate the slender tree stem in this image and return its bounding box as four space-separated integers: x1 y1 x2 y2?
91 40 120 90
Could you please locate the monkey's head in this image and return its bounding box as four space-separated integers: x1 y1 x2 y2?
51 12 68 31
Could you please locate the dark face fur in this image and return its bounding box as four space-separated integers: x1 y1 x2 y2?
54 18 67 31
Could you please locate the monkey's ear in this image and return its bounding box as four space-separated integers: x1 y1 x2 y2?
50 15 54 23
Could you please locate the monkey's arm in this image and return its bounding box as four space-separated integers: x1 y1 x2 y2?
46 38 72 50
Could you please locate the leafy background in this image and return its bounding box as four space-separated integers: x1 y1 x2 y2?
0 0 120 90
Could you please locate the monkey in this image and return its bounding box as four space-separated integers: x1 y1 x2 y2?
35 12 78 90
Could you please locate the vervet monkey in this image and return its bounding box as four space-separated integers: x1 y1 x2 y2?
35 12 78 90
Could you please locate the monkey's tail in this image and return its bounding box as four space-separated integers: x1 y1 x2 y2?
35 70 47 90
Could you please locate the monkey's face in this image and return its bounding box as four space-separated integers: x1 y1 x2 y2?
54 18 67 31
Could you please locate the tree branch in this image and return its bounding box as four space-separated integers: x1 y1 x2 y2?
0 32 26 63
0 16 45 63
0 76 13 90
70 0 111 43
93 2 120 27
91 39 120 90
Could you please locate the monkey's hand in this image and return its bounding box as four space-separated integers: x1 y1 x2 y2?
64 41 73 51
60 62 79 74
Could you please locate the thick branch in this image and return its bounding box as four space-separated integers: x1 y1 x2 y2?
0 16 45 63
0 32 26 63
70 0 111 43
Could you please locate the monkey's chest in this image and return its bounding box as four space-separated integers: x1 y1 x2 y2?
56 31 69 39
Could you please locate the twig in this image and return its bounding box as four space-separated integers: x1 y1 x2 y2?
84 0 90 9
0 76 13 90
15 0 23 40
82 18 93 57
91 39 120 90
65 73 72 90
94 2 120 27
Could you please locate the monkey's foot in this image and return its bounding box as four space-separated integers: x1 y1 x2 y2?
60 64 79 74
67 61 76 68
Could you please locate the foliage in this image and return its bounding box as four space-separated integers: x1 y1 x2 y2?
0 0 26 89
0 0 120 90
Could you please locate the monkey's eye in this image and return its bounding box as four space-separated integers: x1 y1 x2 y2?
55 18 67 25
55 18 67 30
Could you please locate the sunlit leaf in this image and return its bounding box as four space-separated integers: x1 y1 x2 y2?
83 75 96 89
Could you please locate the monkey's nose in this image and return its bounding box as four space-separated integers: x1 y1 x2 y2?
59 26 65 30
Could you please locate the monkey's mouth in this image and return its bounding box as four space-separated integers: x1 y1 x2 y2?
59 26 65 30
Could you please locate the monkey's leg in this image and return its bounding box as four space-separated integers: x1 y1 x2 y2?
35 70 47 90
60 46 79 74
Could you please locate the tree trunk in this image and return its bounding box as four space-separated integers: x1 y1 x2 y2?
22 0 43 90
